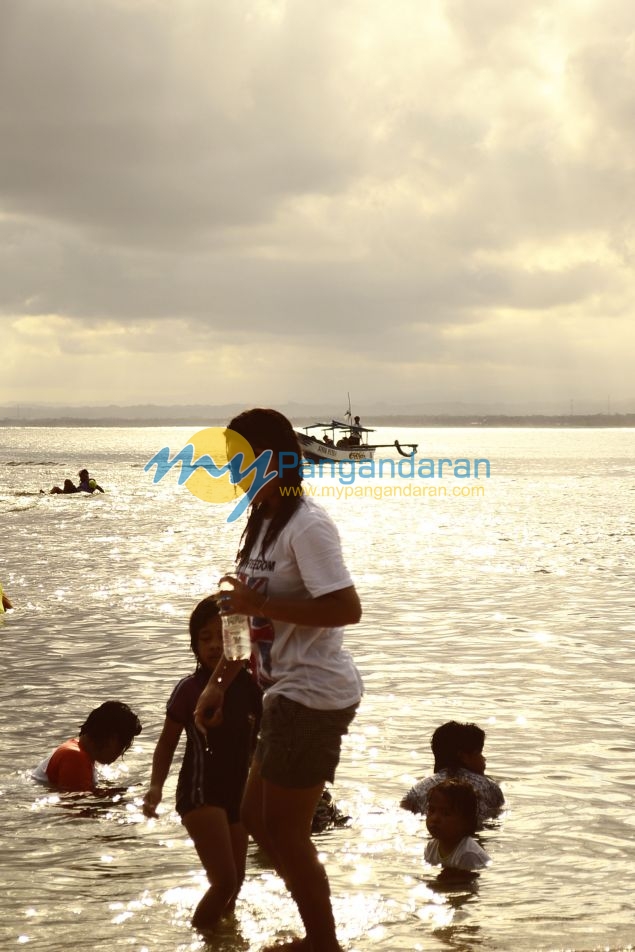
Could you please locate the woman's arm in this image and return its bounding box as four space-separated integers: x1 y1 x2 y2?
194 585 361 733
142 716 183 817
219 577 362 628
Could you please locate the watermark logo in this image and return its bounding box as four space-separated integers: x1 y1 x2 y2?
144 427 274 521
145 432 491 522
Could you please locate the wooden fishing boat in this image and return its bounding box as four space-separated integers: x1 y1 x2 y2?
295 414 418 464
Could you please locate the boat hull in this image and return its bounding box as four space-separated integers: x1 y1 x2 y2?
296 432 375 463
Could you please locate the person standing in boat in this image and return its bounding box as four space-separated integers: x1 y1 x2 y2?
349 415 362 446
194 407 363 952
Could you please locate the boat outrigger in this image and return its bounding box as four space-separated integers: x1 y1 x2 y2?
295 414 418 464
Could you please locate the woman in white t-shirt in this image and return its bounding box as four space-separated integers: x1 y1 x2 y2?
195 408 362 952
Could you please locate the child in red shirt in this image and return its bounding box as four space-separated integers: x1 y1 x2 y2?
33 701 142 791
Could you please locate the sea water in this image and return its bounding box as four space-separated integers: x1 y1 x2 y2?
1 425 634 952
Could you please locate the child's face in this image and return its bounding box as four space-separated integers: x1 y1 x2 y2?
94 735 128 765
459 748 486 775
195 618 224 671
426 793 471 848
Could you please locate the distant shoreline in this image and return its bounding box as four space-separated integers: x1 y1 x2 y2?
1 413 634 428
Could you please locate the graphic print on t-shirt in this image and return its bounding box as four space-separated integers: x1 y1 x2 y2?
238 569 275 689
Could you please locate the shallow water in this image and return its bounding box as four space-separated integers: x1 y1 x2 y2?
1 425 634 952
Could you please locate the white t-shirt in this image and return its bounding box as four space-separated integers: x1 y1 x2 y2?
425 835 490 870
402 768 504 826
239 497 363 709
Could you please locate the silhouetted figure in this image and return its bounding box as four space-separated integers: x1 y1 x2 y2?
77 469 104 493
401 721 504 826
49 479 79 495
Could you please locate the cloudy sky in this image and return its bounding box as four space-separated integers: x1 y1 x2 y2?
1 0 634 412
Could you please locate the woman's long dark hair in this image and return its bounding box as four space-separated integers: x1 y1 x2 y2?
228 408 304 563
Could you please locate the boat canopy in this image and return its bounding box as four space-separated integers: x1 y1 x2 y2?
302 419 375 433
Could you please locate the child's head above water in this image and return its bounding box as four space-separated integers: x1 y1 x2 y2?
189 596 223 672
425 779 479 848
431 720 486 774
80 700 142 764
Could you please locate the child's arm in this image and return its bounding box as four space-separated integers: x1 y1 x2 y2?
142 716 183 817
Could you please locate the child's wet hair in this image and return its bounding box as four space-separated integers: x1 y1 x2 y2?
431 720 486 772
189 595 221 661
428 779 479 835
80 701 142 754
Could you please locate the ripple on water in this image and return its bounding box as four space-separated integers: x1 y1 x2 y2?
2 427 635 950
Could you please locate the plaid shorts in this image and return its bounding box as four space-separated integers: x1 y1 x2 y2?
256 694 358 789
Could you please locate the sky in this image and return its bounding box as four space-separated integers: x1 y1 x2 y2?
1 0 634 413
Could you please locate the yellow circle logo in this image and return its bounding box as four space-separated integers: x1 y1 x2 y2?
184 427 256 503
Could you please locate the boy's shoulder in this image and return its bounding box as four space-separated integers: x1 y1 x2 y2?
409 770 448 795
456 768 504 803
42 738 96 790
49 738 84 761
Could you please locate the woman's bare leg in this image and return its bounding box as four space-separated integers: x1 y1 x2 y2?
241 761 342 952
241 760 279 865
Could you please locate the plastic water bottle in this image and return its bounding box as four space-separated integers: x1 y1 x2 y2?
219 581 251 661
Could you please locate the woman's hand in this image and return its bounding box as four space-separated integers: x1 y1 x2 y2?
218 575 265 616
219 577 361 628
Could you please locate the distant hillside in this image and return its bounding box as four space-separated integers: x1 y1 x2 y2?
1 409 634 427
2 398 635 425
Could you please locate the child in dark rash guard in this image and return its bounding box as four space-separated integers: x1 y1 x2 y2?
143 596 262 933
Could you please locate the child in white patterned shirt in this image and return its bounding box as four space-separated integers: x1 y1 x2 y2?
425 779 490 874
